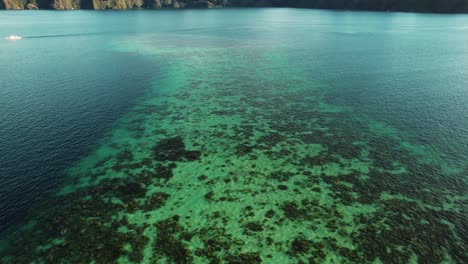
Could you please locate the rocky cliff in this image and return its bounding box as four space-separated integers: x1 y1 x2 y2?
2 0 468 13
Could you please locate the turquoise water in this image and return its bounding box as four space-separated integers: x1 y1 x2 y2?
0 9 467 263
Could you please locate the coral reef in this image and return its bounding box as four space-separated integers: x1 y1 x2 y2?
0 34 466 264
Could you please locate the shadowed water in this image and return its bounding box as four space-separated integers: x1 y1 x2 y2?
0 9 467 263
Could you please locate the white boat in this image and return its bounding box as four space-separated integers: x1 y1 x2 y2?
5 35 22 40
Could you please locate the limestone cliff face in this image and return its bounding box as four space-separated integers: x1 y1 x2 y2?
92 0 143 9
1 0 78 9
89 0 224 9
145 0 226 9
1 0 468 13
52 0 79 9
3 0 28 9
146 0 181 9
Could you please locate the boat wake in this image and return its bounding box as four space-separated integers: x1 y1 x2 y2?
5 35 22 41
25 33 97 39
5 32 110 41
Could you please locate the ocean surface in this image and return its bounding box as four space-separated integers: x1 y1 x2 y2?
0 9 467 263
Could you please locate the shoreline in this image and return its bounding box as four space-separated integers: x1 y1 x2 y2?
1 5 468 14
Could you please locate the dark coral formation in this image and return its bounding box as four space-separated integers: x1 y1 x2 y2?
154 217 193 263
153 136 201 162
0 178 153 263
225 252 262 264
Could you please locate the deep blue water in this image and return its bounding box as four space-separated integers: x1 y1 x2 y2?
0 11 159 235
